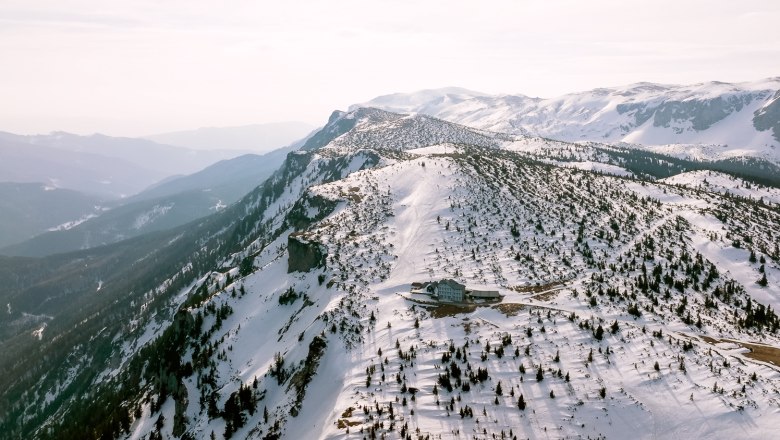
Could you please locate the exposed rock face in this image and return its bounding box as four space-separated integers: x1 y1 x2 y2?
754 90 780 142
301 109 361 150
287 234 325 273
658 96 751 130
617 94 759 132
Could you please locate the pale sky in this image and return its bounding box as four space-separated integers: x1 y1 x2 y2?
1 0 779 137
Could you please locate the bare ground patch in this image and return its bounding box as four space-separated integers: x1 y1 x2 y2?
493 303 526 317
336 406 360 429
698 335 719 344
697 335 780 367
732 341 780 367
428 303 477 318
509 281 566 294
336 419 361 429
531 290 561 302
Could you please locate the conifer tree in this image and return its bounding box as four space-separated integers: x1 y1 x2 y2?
594 324 604 341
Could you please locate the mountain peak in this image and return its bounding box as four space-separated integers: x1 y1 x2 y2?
352 87 492 115
303 107 502 153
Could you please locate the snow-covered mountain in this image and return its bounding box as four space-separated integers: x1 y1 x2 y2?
6 107 780 440
354 78 780 163
300 107 503 152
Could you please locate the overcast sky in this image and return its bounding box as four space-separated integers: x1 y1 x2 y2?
1 0 779 137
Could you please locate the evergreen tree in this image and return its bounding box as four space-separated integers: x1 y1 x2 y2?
594 324 604 341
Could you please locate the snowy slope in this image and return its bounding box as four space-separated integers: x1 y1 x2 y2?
662 170 780 205
121 142 780 439
20 110 780 440
353 79 780 163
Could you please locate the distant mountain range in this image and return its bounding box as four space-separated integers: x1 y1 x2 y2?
0 147 294 257
354 78 780 163
0 183 104 249
145 121 316 154
0 131 247 197
0 124 309 254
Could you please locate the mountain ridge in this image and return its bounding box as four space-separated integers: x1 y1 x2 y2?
353 78 780 164
0 146 295 257
0 131 250 198
145 121 316 154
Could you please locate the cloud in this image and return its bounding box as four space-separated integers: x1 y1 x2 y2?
0 0 778 136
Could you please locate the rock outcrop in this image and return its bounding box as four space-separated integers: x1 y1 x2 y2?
287 234 326 273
